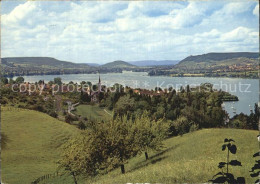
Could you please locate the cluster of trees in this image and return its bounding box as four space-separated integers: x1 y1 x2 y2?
59 112 168 183
98 84 230 136
1 76 25 85
229 104 259 130
0 86 58 118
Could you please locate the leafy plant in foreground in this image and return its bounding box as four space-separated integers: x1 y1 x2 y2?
249 134 260 183
209 138 245 184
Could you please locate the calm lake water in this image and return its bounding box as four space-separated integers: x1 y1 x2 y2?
18 71 259 117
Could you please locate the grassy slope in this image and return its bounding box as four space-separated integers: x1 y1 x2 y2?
74 105 113 122
1 107 79 184
1 108 258 184
88 128 258 184
46 128 258 184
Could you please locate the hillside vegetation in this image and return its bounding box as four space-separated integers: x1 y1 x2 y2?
44 128 258 184
2 57 90 69
101 60 135 68
179 52 259 63
1 107 79 184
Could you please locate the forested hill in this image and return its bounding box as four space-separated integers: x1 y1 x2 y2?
179 52 259 63
1 57 91 69
101 60 136 68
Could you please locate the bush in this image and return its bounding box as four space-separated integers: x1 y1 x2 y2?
229 119 247 129
189 123 199 132
49 111 58 118
0 97 8 105
77 121 86 130
173 116 191 135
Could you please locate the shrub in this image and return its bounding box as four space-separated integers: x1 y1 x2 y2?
189 123 199 132
173 116 191 135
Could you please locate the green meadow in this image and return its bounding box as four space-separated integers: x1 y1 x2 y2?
74 104 113 121
87 128 258 184
1 107 79 184
1 107 258 184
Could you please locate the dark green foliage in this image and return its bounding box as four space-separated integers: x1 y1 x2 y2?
15 76 24 84
1 77 8 84
230 104 259 130
65 115 73 124
77 121 86 130
209 138 245 184
133 111 169 160
249 134 260 183
79 90 90 103
54 77 62 85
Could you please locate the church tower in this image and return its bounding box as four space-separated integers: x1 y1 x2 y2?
98 74 101 93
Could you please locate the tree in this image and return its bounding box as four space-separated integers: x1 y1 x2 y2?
80 90 90 103
15 76 24 84
133 111 169 160
54 77 62 85
114 95 135 117
172 116 191 135
58 133 101 183
77 121 86 130
100 116 138 174
65 114 73 124
1 77 8 85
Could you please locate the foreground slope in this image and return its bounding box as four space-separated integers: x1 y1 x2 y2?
1 107 79 184
44 128 258 184
90 129 258 184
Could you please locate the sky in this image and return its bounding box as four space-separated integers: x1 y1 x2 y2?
1 1 259 64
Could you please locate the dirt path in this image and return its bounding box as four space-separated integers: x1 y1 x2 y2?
104 109 112 116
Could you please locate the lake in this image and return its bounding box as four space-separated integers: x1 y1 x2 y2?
17 71 259 117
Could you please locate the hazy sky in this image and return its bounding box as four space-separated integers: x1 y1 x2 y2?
1 1 259 64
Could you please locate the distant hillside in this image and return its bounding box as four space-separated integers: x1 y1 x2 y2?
128 60 179 66
1 57 91 69
86 63 100 67
179 52 259 64
101 60 136 68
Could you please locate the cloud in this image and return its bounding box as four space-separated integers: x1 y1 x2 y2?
2 1 38 26
221 27 258 43
1 1 259 63
253 4 259 16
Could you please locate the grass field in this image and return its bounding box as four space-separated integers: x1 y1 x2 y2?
74 104 113 122
44 128 259 184
1 107 79 184
1 107 258 184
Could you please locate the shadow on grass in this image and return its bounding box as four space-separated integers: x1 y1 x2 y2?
1 132 9 150
128 144 180 173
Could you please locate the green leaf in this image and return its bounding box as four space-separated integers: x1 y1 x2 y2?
222 144 226 151
228 139 235 142
253 152 260 157
229 160 242 166
250 171 260 178
218 162 226 169
212 172 223 178
229 144 237 154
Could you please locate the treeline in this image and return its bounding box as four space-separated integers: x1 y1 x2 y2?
99 84 226 134
1 68 125 78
